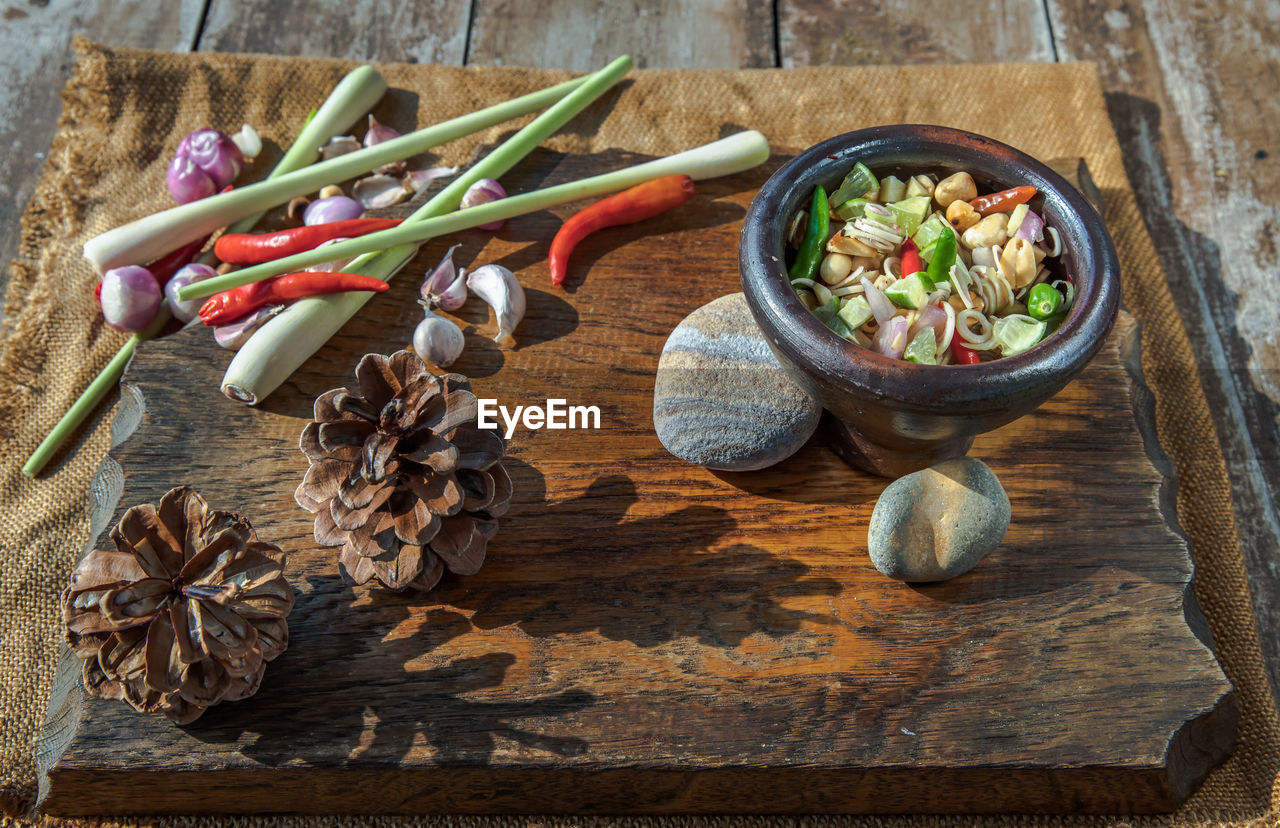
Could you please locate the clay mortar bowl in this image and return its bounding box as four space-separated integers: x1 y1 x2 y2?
740 125 1120 478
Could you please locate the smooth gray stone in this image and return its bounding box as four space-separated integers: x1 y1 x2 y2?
868 458 1010 582
653 293 820 471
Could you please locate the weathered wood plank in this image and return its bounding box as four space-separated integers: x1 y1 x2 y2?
465 0 775 70
777 0 1055 66
0 0 204 319
1045 0 1280 710
196 0 472 64
36 149 1234 816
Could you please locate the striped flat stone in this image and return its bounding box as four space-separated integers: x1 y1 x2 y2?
653 292 819 471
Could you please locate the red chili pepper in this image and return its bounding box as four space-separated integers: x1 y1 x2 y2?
198 272 389 326
968 186 1036 217
899 238 923 277
213 218 402 265
145 234 212 286
548 175 696 286
950 328 981 365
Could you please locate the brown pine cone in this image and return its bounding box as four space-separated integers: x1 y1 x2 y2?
62 486 294 724
296 351 511 592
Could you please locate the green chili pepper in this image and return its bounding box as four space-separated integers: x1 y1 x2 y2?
1027 283 1064 320
924 225 956 289
788 186 829 282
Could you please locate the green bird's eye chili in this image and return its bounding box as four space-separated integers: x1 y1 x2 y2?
788 186 829 283
1026 282 1064 320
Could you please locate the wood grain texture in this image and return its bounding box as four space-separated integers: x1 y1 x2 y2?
465 0 775 70
197 0 472 64
36 150 1234 815
777 0 1055 67
1045 0 1280 711
0 0 203 319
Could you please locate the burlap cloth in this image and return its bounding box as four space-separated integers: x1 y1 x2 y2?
0 38 1276 827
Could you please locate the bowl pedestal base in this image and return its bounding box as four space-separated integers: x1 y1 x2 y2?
820 411 975 478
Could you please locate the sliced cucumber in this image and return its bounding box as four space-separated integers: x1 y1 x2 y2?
903 328 937 364
884 273 930 310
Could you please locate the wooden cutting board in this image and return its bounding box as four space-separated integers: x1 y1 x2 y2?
36 150 1236 816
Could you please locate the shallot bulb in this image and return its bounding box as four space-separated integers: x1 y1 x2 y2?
413 311 465 367
100 266 161 332
460 179 507 231
167 129 244 204
164 263 218 323
303 196 364 225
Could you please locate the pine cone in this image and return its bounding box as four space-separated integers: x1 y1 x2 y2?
296 351 510 592
62 486 294 724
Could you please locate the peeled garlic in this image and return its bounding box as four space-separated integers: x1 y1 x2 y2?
466 264 525 347
412 311 465 367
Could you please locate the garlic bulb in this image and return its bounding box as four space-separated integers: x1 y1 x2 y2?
466 264 525 347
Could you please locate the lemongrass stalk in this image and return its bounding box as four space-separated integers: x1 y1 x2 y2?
221 55 639 404
21 307 169 478
187 130 768 301
220 130 769 405
84 75 592 274
22 70 389 478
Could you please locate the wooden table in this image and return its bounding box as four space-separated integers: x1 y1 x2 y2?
4 0 1278 718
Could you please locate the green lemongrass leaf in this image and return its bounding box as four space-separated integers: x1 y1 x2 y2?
218 128 769 405
183 130 767 301
219 54 640 404
24 68 388 478
83 74 592 274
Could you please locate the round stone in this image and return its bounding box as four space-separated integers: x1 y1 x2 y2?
653 293 820 471
868 458 1010 582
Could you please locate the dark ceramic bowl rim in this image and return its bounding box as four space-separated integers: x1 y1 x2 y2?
740 124 1121 412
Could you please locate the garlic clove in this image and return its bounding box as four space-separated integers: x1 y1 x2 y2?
403 166 458 196
465 264 526 347
232 124 262 160
353 174 409 209
413 312 465 367
420 243 466 310
320 135 360 161
214 304 285 349
364 115 401 147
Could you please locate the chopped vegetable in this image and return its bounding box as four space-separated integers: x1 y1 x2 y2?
949 329 981 364
812 297 851 338
992 315 1048 356
831 162 878 207
886 196 930 237
924 226 956 288
786 186 828 283
903 328 937 364
879 175 906 204
1026 282 1064 320
969 185 1036 217
837 295 873 330
885 272 929 309
832 197 868 221
198 272 390 326
899 238 923 277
